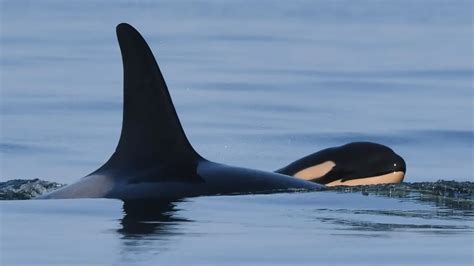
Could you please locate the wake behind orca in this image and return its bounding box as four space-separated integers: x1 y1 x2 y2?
40 23 405 200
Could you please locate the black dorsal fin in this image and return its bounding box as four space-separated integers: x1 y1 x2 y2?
99 23 201 171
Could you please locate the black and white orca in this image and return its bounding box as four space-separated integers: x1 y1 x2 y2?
40 23 405 200
277 142 406 186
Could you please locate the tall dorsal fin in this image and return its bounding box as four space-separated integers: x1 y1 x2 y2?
100 23 201 170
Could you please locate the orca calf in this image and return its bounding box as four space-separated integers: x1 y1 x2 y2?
278 142 406 186
40 23 405 200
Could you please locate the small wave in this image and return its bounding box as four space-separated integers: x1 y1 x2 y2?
0 179 65 200
328 180 473 199
327 180 473 211
1 179 472 208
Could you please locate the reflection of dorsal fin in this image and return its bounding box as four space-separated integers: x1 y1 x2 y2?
99 23 201 171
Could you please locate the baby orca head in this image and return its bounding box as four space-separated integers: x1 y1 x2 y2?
276 142 406 186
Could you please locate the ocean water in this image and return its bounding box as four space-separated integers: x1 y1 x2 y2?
0 0 473 265
1 192 473 265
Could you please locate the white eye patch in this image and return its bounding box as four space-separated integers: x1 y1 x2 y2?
294 161 336 180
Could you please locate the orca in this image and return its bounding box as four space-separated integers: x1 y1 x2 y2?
277 142 406 186
40 23 406 200
40 23 322 200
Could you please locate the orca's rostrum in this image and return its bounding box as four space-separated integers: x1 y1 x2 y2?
40 23 406 200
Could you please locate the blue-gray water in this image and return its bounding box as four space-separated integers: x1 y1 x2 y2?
1 192 473 265
0 0 473 265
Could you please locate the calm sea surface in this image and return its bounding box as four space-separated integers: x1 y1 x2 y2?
1 1 473 265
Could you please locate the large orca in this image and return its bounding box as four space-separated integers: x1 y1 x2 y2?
40 23 405 200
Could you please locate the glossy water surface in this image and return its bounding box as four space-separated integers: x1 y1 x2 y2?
2 192 473 265
1 0 472 182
